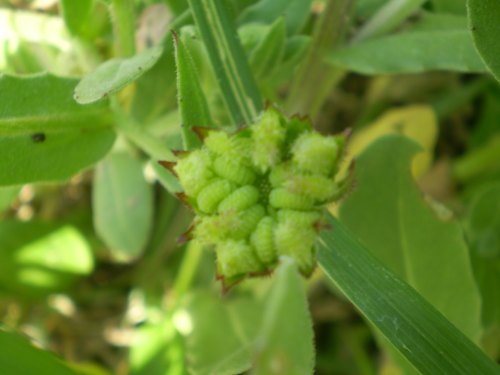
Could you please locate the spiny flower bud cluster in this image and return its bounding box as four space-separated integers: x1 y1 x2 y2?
171 107 347 287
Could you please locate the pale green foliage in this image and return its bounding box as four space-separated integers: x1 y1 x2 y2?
172 107 346 285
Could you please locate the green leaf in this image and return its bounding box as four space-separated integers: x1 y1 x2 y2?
252 257 315 375
467 0 500 83
238 0 312 35
328 27 486 75
185 291 262 375
173 31 213 150
249 17 286 80
187 0 262 125
0 186 19 213
317 214 500 375
465 184 500 358
352 0 426 43
432 0 467 14
92 152 153 261
0 329 77 375
59 0 94 35
339 135 482 341
129 316 187 375
0 74 115 186
0 221 94 297
74 46 164 104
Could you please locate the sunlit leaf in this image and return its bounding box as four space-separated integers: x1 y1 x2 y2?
0 74 115 186
93 152 153 261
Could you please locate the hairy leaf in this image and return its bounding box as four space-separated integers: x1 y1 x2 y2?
0 74 114 186
74 46 164 104
467 0 500 83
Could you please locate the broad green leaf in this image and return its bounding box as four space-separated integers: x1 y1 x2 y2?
318 214 500 375
249 17 286 80
130 316 187 375
187 0 262 125
339 135 482 342
74 46 164 104
252 257 315 375
0 74 115 186
185 291 262 375
59 0 94 35
344 105 438 178
173 32 213 150
0 221 94 296
0 186 19 212
329 29 486 75
0 330 76 375
465 184 500 359
238 0 312 35
467 0 500 83
93 152 153 261
353 0 426 43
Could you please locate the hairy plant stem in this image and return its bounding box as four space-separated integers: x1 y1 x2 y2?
286 0 353 119
111 0 136 57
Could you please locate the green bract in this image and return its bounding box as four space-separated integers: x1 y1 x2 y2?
171 107 348 286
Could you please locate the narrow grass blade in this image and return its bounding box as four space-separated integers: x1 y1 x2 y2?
318 214 500 375
187 0 263 125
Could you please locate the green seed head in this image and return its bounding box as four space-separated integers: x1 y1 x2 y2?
167 106 348 287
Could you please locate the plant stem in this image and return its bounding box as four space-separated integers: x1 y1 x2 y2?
172 240 204 298
111 0 136 57
286 0 352 118
453 135 500 183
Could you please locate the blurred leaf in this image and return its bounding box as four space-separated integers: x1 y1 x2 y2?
173 31 213 150
432 0 467 14
468 88 500 149
252 257 315 375
185 291 262 375
238 0 312 35
0 186 19 213
346 105 438 178
130 316 187 375
0 330 77 375
93 152 153 261
59 0 94 35
318 213 500 375
75 46 164 104
329 25 486 74
187 0 262 125
465 184 500 359
353 0 426 43
0 74 114 186
467 0 500 83
249 17 286 80
0 221 94 296
339 135 482 342
454 134 500 183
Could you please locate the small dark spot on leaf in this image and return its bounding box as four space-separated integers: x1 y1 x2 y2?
31 133 46 143
471 26 477 32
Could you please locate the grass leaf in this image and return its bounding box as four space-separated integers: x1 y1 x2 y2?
187 0 262 125
317 214 500 375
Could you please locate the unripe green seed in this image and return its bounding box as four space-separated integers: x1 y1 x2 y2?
285 174 337 201
174 149 213 197
218 185 260 212
197 179 235 213
216 240 263 279
231 204 266 239
292 132 339 176
269 188 315 210
277 209 321 227
269 162 294 188
214 155 256 185
251 108 286 172
274 220 317 275
250 216 277 264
